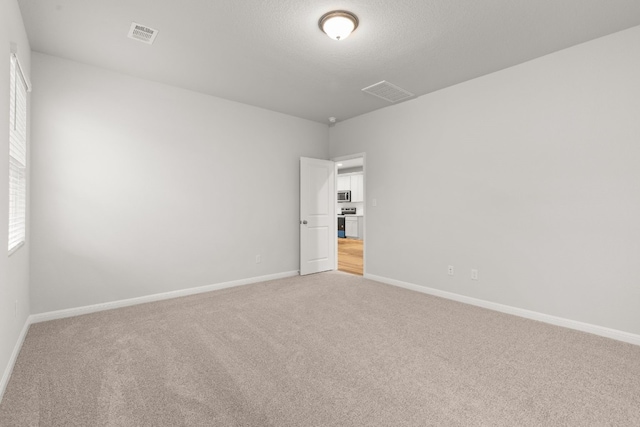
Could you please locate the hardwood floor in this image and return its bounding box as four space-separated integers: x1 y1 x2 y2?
338 238 363 276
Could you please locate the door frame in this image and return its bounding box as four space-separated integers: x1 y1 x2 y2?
331 152 366 275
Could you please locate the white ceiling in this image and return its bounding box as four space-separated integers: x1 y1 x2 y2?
17 0 640 124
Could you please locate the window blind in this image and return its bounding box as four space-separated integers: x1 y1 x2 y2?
8 54 28 253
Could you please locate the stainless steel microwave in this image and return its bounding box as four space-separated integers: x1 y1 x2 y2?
337 190 351 202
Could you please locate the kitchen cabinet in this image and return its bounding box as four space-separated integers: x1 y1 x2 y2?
350 174 363 202
337 176 351 191
336 173 363 202
345 217 359 238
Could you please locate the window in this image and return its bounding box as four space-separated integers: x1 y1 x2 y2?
8 54 28 253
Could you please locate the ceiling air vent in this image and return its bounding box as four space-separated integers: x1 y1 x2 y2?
127 22 158 45
362 80 414 103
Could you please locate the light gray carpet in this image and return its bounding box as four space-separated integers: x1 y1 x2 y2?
1 271 639 426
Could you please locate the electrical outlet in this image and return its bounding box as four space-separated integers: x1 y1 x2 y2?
471 269 479 280
372 198 377 207
256 255 261 264
448 265 454 276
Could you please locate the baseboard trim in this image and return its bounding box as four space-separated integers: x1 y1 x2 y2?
365 273 640 347
7 269 636 405
31 270 299 324
0 316 31 405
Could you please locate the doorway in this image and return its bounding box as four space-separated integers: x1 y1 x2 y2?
334 154 365 276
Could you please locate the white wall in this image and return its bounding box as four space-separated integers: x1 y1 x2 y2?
0 0 31 399
29 53 328 314
330 26 640 335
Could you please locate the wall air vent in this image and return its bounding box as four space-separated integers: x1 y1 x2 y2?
127 22 158 45
361 80 414 103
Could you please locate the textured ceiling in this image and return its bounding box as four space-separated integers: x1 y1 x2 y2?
17 0 640 124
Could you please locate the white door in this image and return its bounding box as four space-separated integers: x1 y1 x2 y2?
300 157 335 275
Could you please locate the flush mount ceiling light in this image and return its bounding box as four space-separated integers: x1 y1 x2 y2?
319 11 359 41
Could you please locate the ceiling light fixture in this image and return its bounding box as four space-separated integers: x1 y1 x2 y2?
319 11 358 41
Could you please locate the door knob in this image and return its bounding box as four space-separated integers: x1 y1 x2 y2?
302 220 308 225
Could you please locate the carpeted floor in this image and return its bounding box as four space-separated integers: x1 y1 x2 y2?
1 271 639 426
